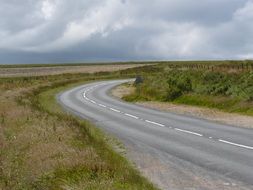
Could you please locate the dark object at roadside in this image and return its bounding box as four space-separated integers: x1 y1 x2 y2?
135 76 143 85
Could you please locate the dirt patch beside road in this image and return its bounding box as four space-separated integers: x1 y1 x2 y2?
0 64 148 77
112 84 253 129
111 82 135 98
137 101 253 128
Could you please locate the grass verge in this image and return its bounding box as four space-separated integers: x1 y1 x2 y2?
0 69 158 189
34 81 157 189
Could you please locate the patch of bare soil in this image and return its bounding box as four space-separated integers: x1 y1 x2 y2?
111 82 135 98
112 84 253 129
0 64 147 77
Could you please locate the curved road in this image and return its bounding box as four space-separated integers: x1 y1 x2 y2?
59 80 253 190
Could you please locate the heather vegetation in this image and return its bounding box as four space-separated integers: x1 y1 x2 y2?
123 62 253 115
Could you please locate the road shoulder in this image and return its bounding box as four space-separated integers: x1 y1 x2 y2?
111 83 253 129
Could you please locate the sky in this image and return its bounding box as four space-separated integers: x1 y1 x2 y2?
0 0 253 64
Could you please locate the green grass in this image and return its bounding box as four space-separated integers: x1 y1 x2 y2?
2 60 252 189
123 66 253 116
174 94 253 115
33 79 157 190
0 66 158 190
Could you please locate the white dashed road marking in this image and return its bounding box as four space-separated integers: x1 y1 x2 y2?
110 108 121 113
99 104 106 108
125 113 139 119
145 120 165 127
83 83 253 151
219 139 253 150
175 128 203 137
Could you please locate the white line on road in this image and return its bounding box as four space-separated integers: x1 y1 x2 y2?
125 113 139 119
219 139 253 150
110 108 121 113
145 120 165 127
84 83 253 148
99 104 106 108
175 128 203 137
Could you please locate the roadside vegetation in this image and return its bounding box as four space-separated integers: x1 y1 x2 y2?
1 60 252 189
123 61 253 116
0 66 158 190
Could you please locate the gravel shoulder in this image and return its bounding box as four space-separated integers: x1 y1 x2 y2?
111 83 253 129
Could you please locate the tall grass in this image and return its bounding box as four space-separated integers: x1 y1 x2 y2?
0 67 158 189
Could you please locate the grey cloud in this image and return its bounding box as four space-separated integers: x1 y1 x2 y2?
0 0 253 64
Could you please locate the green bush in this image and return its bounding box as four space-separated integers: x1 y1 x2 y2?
124 67 253 115
165 86 182 101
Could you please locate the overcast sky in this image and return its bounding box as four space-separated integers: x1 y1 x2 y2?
0 0 253 64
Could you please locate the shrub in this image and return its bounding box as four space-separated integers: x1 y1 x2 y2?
134 76 143 85
165 86 182 101
127 69 253 103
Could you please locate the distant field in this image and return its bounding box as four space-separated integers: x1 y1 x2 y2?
0 61 152 68
0 63 149 77
1 60 253 77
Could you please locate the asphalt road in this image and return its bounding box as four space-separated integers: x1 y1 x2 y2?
58 80 253 190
